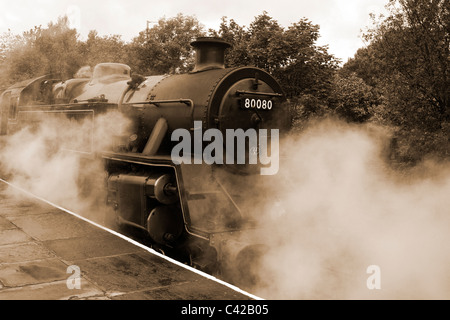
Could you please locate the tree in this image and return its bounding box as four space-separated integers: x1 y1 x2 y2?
344 0 450 162
79 31 128 67
0 30 23 65
246 12 285 73
0 30 41 87
0 16 83 85
129 13 205 75
210 17 250 67
211 12 340 100
362 0 449 123
211 12 341 131
27 16 82 79
328 73 379 123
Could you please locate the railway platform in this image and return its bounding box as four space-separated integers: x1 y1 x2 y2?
0 179 254 300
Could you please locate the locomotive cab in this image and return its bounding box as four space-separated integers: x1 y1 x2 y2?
0 75 63 134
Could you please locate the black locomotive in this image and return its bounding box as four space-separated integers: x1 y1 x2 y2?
0 37 289 279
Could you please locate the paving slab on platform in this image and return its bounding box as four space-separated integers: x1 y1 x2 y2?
0 181 251 300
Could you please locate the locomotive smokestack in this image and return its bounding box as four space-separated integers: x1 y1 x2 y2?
190 37 231 73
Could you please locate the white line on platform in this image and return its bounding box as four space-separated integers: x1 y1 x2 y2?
0 178 264 300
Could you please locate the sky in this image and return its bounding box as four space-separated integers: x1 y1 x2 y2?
0 0 389 63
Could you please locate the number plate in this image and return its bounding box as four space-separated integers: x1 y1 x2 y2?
239 96 274 110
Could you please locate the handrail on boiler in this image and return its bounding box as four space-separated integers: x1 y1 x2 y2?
122 99 195 120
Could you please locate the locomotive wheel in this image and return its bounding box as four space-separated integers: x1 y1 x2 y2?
233 244 269 289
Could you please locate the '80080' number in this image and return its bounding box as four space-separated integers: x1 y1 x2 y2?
243 98 273 110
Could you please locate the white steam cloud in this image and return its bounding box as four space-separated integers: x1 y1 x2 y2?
248 119 450 299
1 114 449 300
0 111 130 221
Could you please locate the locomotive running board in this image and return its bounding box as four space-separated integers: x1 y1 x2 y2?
101 151 210 242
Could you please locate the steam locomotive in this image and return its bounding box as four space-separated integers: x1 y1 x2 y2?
0 37 289 279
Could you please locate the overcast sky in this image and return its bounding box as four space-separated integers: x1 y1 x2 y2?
0 0 389 63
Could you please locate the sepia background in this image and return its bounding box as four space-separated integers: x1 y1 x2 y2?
0 0 448 299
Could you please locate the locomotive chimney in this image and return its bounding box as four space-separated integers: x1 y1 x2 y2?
190 37 231 72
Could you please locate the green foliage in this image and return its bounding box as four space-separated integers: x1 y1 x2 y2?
1 7 447 164
79 31 128 67
367 0 448 119
1 38 44 84
0 30 23 64
211 17 251 67
343 0 450 163
328 73 379 123
0 13 206 85
128 13 205 75
211 12 340 100
289 94 330 132
23 17 81 79
0 16 82 86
